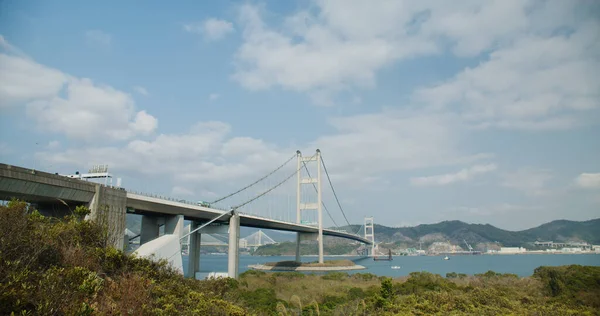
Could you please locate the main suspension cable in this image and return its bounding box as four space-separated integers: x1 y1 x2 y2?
320 154 352 228
233 153 316 210
209 153 296 204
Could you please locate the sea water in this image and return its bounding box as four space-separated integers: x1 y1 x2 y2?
182 253 600 278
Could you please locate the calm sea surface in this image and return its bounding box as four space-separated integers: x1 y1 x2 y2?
182 253 600 278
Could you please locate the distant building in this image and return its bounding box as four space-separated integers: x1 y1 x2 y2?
499 247 526 254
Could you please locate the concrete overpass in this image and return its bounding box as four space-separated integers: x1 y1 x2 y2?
0 163 372 279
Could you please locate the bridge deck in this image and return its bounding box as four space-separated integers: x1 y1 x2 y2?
0 163 371 245
127 193 371 244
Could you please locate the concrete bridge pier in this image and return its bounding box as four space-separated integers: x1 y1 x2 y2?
87 184 127 250
187 221 202 279
140 215 160 245
295 232 318 263
134 214 185 274
139 214 184 245
228 212 240 279
295 233 301 262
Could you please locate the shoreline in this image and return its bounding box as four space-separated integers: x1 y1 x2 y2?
248 264 367 271
245 252 600 257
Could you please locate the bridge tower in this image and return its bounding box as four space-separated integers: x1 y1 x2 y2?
295 149 324 263
364 216 375 256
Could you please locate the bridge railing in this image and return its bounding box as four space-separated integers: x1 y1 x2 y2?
126 190 231 211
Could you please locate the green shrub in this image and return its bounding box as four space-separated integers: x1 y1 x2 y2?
534 265 600 308
0 200 247 315
352 272 377 281
321 271 348 280
446 272 458 278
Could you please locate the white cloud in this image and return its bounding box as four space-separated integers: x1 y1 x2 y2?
0 35 25 56
311 109 491 181
39 121 291 184
133 86 149 96
0 50 157 142
85 30 112 48
232 3 437 103
410 163 497 187
501 167 553 196
447 203 541 217
232 1 600 126
415 19 600 130
129 110 158 135
0 54 68 107
575 173 600 189
183 18 234 40
420 0 533 56
209 93 220 101
26 78 156 141
38 108 489 196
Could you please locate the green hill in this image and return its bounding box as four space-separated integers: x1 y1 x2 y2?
254 218 600 255
338 218 600 249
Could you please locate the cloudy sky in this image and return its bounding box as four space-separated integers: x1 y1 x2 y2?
1 0 599 231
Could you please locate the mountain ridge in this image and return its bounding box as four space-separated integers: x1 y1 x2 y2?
336 218 600 249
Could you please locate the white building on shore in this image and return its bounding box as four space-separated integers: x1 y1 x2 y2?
499 247 527 254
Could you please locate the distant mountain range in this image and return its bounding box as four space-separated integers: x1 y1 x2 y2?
126 214 600 250
336 218 600 249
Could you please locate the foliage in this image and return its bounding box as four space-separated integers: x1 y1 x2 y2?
534 265 600 308
0 199 245 315
237 259 600 315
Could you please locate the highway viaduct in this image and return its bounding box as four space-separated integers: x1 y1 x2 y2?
0 163 372 279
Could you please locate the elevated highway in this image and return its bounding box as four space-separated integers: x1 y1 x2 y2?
126 193 371 244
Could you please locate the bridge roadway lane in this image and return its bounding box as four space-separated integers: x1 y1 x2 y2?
126 193 372 245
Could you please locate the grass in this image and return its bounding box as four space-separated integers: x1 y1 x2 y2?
237 268 600 315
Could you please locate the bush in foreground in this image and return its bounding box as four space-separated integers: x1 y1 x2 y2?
0 200 245 315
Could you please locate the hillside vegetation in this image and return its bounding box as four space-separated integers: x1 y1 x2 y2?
0 200 245 315
235 265 600 315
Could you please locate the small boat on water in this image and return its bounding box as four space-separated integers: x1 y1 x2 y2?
391 266 401 269
443 256 450 260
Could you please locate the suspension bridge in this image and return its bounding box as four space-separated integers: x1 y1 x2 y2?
0 149 378 279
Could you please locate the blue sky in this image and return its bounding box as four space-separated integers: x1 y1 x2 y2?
1 0 599 231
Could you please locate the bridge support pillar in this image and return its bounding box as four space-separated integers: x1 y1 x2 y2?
164 214 184 237
228 212 240 279
187 221 202 279
87 184 127 250
295 232 317 262
140 215 159 245
295 233 301 262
